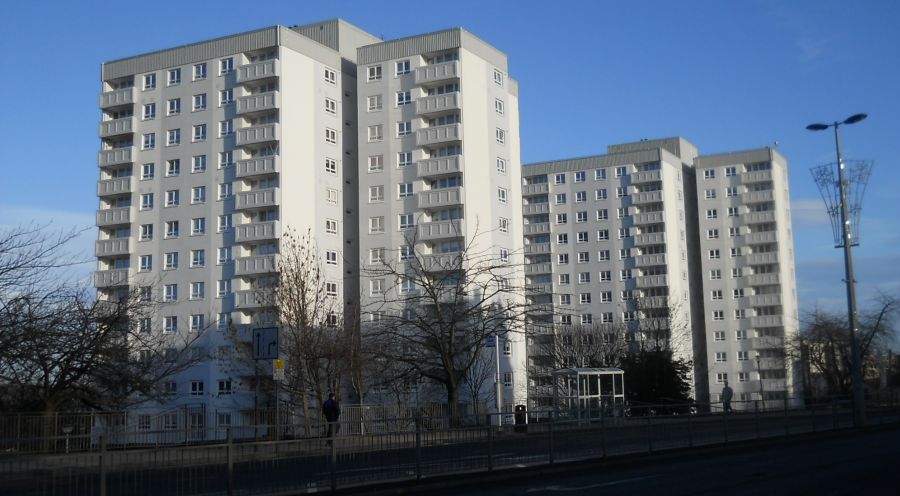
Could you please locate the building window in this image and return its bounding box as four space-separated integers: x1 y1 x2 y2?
367 65 382 81
398 183 413 198
191 186 206 204
217 183 232 200
736 330 747 340
193 93 207 111
597 229 609 241
140 193 154 210
714 331 725 341
165 189 180 207
219 58 233 75
369 279 384 296
163 284 178 302
367 94 383 111
324 68 336 84
193 124 207 141
325 250 338 265
709 249 720 259
193 63 207 80
704 169 716 179
737 351 749 361
707 229 719 239
217 279 231 298
325 219 338 235
139 255 152 272
326 282 338 297
323 157 337 175
499 248 509 263
367 125 383 142
577 231 589 243
167 98 181 116
580 314 593 325
396 91 412 106
218 380 233 395
715 352 727 363
164 316 177 333
325 98 337 114
369 216 384 234
191 155 207 173
706 209 718 219
497 188 508 204
495 128 506 144
595 189 607 200
578 272 591 284
167 68 181 86
496 158 506 173
493 69 504 86
615 166 626 178
217 214 232 232
165 220 179 238
705 189 716 199
726 187 739 197
395 60 411 76
398 214 415 230
219 120 233 137
369 248 384 264
711 290 723 300
398 152 412 168
143 73 156 90
326 188 338 204
190 282 204 300
575 191 587 203
325 128 337 144
559 294 571 305
190 380 204 396
142 103 156 120
495 99 504 115
555 193 567 205
716 373 727 384
725 166 737 177
191 218 206 235
164 252 178 270
219 151 233 168
190 249 205 267
397 121 412 136
713 310 724 321
142 133 155 150
369 185 384 203
499 217 509 233
557 234 568 245
217 247 232 265
710 269 722 280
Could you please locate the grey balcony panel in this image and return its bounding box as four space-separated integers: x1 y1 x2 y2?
235 123 280 147
527 283 552 294
236 59 280 84
635 275 668 288
522 183 550 196
742 211 777 224
417 186 463 209
522 203 550 215
743 170 773 183
417 219 464 241
753 336 785 349
235 188 279 210
748 294 782 307
633 232 666 247
632 211 665 225
96 207 131 227
524 243 551 255
235 255 278 276
98 147 135 167
631 170 662 184
746 273 780 286
235 290 269 310
523 223 550 235
236 156 279 178
99 117 136 138
635 296 669 308
97 177 134 197
415 92 460 116
95 238 130 257
99 87 135 108
94 269 130 288
416 123 461 146
235 221 280 243
634 254 667 266
421 252 463 271
235 91 280 115
747 252 779 265
524 262 552 275
750 315 784 328
414 60 460 85
631 191 663 205
744 231 778 245
417 156 463 178
741 190 775 203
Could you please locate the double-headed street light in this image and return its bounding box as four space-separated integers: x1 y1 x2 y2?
806 113 868 427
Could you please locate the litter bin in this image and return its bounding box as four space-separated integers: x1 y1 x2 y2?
514 405 527 433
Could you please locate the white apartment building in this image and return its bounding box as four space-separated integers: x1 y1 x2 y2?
96 20 380 428
522 138 709 410
355 29 527 413
694 148 801 408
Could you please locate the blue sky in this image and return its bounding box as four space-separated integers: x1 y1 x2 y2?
1 0 897 313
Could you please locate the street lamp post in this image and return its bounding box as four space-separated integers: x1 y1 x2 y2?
806 113 867 427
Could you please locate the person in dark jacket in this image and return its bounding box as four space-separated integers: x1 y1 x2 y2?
323 392 340 441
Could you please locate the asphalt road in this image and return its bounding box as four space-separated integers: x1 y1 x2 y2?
417 427 900 496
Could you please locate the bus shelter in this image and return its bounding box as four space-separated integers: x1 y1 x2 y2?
553 367 625 421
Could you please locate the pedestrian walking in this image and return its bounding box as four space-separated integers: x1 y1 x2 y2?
722 381 734 414
323 392 341 443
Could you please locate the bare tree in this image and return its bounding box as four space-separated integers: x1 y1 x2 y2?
362 229 526 426
460 346 496 421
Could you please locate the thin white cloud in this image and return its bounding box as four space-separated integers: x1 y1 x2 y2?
791 198 831 227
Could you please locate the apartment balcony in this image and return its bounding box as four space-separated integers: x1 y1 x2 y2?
747 252 779 265
631 170 662 184
522 183 549 196
416 123 461 146
742 190 775 204
634 253 667 266
417 187 463 209
96 207 131 227
97 177 134 197
235 188 279 210
98 147 134 167
631 191 663 205
417 219 464 241
750 315 784 328
749 294 782 307
235 255 278 276
524 243 551 255
235 221 280 243
522 203 550 215
95 238 130 257
638 317 670 332
743 211 777 225
417 155 462 178
753 336 785 349
525 262 552 275
757 357 785 370
632 232 666 247
235 91 280 115
415 92 461 116
99 87 135 108
415 60 460 85
94 268 130 288
527 283 552 294
421 252 463 271
236 156 279 178
743 170 773 183
746 273 780 286
235 123 280 147
234 290 269 310
635 296 669 309
633 211 664 225
744 231 778 245
635 274 667 288
523 222 550 235
761 378 787 392
235 59 280 84
99 116 136 138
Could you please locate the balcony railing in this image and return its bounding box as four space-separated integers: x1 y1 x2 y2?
743 170 773 183
525 262 552 275
96 207 131 227
634 254 667 266
95 238 130 257
524 243 551 255
523 223 550 235
633 232 666 247
98 147 134 167
417 187 463 209
99 117 135 138
416 123 461 146
235 221 280 243
743 211 777 224
235 255 278 276
235 290 269 310
236 91 280 115
741 190 774 204
522 203 550 215
635 274 668 288
747 252 779 265
415 93 460 116
421 252 463 271
633 211 664 225
236 59 280 84
631 170 662 184
236 156 279 178
746 273 780 286
415 60 460 85
235 123 280 147
417 156 462 178
235 188 279 210
97 177 134 197
748 294 782 307
99 87 135 108
94 269 130 288
744 231 778 245
417 219 464 241
750 315 784 328
631 191 663 205
522 184 549 196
